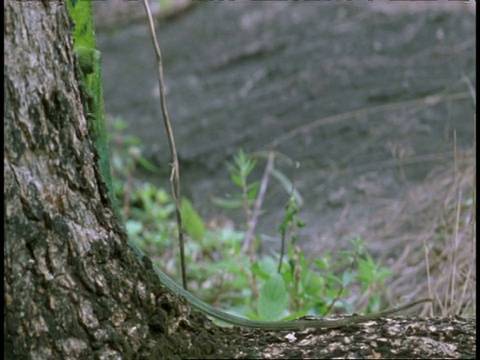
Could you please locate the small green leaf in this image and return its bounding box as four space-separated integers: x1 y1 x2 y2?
247 182 260 200
244 159 257 177
137 156 162 173
270 169 304 207
231 173 243 187
250 262 269 280
126 220 143 236
181 198 205 242
342 271 354 288
211 196 244 209
366 294 382 313
296 219 306 228
358 256 375 283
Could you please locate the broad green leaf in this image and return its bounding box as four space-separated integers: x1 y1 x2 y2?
258 274 288 321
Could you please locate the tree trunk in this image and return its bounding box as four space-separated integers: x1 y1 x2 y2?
4 1 218 358
4 1 475 359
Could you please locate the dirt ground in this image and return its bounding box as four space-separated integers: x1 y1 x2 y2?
97 1 475 314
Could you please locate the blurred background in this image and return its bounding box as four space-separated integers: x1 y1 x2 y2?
95 0 475 316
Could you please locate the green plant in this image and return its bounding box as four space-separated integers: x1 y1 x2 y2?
209 149 396 321
110 131 396 321
109 117 176 254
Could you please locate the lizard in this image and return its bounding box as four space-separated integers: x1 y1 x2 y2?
68 0 118 219
69 2 433 331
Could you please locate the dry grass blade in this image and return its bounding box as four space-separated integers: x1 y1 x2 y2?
307 130 475 316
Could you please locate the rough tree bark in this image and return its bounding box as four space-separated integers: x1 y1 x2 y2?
4 1 218 358
4 1 475 359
